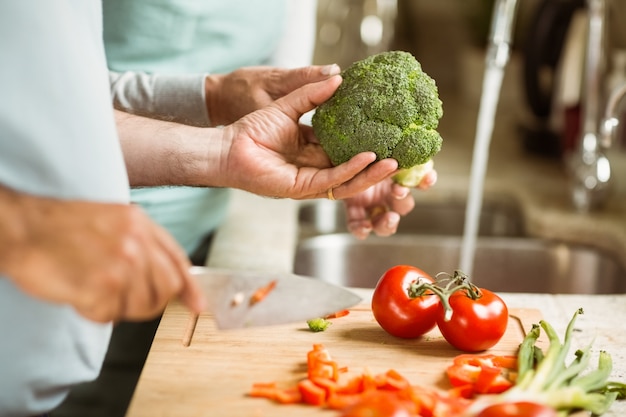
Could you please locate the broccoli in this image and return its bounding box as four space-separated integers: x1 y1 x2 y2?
306 317 332 332
311 51 443 187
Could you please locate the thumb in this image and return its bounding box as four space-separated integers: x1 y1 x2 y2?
272 74 342 122
273 64 341 96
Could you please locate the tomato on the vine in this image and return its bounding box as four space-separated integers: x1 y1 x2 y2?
371 265 440 338
476 401 558 417
436 286 508 352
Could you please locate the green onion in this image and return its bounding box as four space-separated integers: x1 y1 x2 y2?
466 308 626 416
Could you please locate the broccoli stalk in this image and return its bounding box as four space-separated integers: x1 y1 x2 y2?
312 51 443 184
465 308 626 416
392 159 434 187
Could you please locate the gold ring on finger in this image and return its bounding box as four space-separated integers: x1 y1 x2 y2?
327 188 336 201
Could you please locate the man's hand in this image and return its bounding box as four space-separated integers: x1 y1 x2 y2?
0 186 205 323
218 75 399 200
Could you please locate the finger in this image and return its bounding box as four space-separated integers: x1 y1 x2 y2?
272 64 341 96
272 75 342 122
149 223 206 314
110 241 163 321
77 232 148 323
177 271 205 314
127 246 181 321
329 157 398 200
346 218 373 240
371 211 401 237
307 152 379 199
345 202 374 239
300 124 321 145
417 169 438 190
387 184 416 216
391 183 410 200
122 219 194 320
74 268 129 323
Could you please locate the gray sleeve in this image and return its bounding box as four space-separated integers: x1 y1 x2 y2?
109 71 211 127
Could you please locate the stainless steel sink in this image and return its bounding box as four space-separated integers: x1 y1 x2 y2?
298 195 525 238
294 198 626 294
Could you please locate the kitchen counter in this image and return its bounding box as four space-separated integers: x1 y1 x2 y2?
126 188 626 417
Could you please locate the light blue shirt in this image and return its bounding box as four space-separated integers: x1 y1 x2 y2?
0 1 128 415
103 0 288 256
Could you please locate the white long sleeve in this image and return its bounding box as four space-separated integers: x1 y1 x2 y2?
109 71 211 127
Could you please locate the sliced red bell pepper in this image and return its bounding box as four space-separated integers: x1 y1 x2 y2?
380 369 411 391
298 378 327 406
307 343 340 381
249 382 278 399
324 309 350 319
446 353 518 396
249 279 277 306
249 382 302 404
250 344 484 416
310 376 339 398
326 392 365 410
274 387 302 404
336 374 365 395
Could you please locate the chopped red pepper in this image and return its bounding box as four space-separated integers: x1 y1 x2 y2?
307 343 340 380
248 344 473 416
335 375 365 395
445 354 518 396
298 379 327 406
379 369 411 391
327 392 365 410
249 382 301 404
324 309 350 319
249 279 277 306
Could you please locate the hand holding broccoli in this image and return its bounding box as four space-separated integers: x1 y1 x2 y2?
219 75 399 200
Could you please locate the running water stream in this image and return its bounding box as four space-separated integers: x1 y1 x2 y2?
458 0 517 277
458 65 506 275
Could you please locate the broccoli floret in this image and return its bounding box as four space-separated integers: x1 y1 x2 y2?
312 51 443 187
306 317 332 332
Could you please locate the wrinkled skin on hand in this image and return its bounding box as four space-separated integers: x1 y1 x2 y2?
0 187 205 323
219 75 400 200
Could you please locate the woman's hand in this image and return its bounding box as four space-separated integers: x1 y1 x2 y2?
342 169 437 239
205 64 341 126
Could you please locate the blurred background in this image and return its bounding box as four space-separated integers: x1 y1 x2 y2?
311 0 626 163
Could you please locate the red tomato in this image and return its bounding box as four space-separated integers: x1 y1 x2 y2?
371 265 440 338
436 288 508 352
476 402 558 417
339 391 414 417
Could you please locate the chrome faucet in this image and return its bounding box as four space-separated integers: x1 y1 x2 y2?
486 0 519 69
486 0 616 212
568 0 613 212
600 82 626 149
489 0 616 211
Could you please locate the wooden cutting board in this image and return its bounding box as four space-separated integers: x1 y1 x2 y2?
126 298 551 417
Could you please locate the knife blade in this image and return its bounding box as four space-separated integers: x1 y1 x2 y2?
190 266 362 329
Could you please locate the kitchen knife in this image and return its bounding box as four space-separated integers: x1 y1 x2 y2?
190 266 362 329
